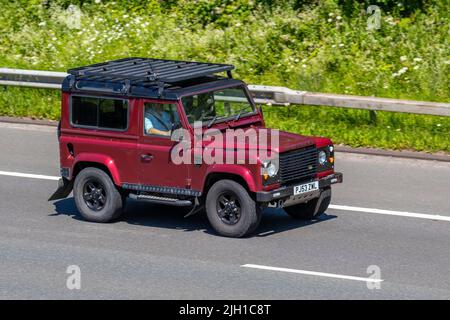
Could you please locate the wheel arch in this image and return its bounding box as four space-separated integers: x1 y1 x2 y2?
203 172 256 199
203 164 258 194
72 154 121 186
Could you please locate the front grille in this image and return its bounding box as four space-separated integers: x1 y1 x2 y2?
279 145 318 184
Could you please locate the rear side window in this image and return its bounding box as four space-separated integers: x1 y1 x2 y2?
71 96 128 130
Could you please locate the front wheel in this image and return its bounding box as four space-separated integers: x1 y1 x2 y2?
284 188 331 220
206 180 262 238
73 167 123 223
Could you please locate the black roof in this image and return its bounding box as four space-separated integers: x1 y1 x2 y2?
63 58 237 99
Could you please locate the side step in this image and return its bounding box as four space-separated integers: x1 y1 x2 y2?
128 193 192 207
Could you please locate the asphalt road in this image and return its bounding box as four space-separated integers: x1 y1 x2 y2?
0 122 449 299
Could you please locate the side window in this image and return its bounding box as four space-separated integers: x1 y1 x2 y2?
72 97 98 127
71 96 128 130
144 103 179 137
99 99 128 130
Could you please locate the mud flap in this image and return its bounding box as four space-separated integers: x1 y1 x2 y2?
184 197 202 218
48 178 74 201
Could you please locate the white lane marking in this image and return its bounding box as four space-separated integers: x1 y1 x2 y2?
0 170 59 181
242 264 383 283
329 204 450 222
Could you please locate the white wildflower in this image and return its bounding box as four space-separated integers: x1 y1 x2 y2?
400 56 407 62
393 67 408 77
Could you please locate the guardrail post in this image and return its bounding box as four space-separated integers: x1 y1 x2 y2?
369 110 377 124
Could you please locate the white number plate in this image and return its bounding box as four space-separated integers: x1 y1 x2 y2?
293 181 319 195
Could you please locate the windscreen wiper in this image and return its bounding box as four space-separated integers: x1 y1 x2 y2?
206 115 218 128
234 107 251 121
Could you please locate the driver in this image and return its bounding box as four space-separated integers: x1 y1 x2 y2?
144 104 172 136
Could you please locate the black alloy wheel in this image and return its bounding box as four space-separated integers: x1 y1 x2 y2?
216 191 241 225
83 178 107 211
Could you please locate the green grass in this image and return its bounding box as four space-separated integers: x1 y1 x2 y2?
0 0 449 152
0 87 60 120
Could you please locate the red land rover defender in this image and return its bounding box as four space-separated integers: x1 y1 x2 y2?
49 58 342 238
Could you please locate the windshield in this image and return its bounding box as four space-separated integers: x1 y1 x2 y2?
181 86 255 126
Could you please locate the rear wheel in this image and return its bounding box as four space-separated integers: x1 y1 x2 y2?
284 188 331 220
73 167 123 222
206 180 261 238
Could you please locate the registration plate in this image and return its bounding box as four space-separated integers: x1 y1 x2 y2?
293 181 319 195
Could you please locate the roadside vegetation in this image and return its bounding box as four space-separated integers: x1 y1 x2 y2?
0 0 448 152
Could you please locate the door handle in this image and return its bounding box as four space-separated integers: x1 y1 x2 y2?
140 154 154 162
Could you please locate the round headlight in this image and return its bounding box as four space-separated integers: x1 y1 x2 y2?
318 150 327 165
267 163 277 177
329 145 334 153
262 160 278 177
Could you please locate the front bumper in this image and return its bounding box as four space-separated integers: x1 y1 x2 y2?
256 172 343 203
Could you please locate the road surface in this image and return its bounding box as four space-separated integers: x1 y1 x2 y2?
0 122 449 299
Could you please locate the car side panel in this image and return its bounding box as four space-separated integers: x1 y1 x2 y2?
59 94 140 185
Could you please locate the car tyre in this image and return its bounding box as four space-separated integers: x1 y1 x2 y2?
73 167 123 222
206 180 261 238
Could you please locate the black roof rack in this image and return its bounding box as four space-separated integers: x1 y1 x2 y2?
68 57 234 85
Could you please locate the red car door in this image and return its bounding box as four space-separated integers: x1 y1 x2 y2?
136 99 193 193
